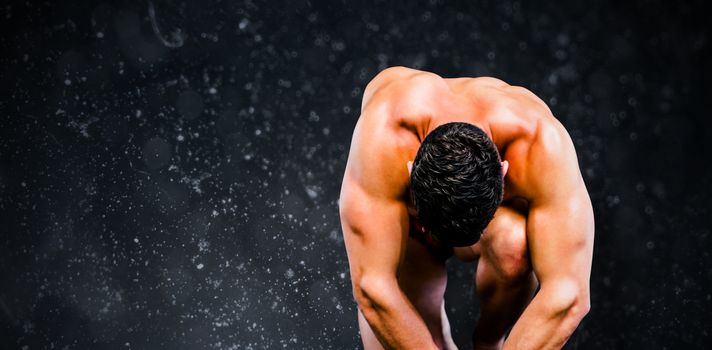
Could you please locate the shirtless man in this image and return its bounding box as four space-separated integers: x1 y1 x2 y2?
338 66 594 349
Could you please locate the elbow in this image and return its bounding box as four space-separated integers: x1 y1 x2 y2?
353 275 397 312
561 291 590 337
352 283 372 311
569 293 590 321
555 293 590 340
542 280 590 324
552 292 589 339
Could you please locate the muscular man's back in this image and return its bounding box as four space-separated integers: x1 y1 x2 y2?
355 66 554 203
340 66 593 350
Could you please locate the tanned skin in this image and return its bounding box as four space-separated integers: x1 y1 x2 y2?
339 67 594 350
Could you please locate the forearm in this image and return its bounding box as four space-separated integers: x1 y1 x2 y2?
503 285 589 350
357 280 439 349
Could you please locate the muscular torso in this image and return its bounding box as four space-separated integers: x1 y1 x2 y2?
342 67 593 350
356 66 559 216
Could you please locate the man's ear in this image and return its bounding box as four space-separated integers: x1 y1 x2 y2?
501 160 509 178
407 160 413 175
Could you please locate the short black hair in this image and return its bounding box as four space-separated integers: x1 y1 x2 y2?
410 122 503 247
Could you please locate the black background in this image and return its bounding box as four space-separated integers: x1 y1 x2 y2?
1 0 711 349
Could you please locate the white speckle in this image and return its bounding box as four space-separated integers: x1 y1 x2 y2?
64 79 72 86
211 210 219 217
239 19 249 30
182 172 211 194
305 186 318 199
208 87 217 94
285 268 294 279
177 134 184 141
198 239 210 252
255 129 261 136
20 181 26 187
196 263 204 270
97 32 104 38
133 237 139 243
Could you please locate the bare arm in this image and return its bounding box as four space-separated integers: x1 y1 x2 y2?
503 121 595 349
340 114 438 349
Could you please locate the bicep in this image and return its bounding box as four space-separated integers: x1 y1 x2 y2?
339 180 409 295
527 195 594 285
524 122 594 289
340 102 411 294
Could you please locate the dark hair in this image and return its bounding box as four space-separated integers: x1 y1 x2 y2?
410 122 503 246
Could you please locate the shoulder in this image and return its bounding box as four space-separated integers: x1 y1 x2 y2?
361 66 447 112
497 88 583 202
529 116 577 164
343 80 415 203
342 117 412 201
341 69 439 205
517 116 585 204
365 66 441 92
445 76 509 92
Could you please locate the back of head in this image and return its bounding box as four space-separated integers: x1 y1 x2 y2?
410 122 503 246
